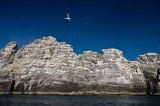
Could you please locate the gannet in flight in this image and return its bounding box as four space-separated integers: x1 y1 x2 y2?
64 10 72 21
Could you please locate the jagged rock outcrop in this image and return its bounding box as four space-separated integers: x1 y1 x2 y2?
0 36 159 95
137 53 160 94
0 42 17 94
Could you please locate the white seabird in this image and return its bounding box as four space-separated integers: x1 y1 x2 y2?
64 11 72 21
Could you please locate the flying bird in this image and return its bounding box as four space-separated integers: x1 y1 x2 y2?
64 10 72 21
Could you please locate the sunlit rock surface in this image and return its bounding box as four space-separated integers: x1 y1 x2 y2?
0 42 17 94
0 36 159 95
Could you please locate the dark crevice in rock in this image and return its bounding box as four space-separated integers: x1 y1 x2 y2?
9 80 15 94
143 71 158 95
157 68 160 82
14 83 24 94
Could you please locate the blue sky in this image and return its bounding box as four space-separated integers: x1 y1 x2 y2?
0 0 160 60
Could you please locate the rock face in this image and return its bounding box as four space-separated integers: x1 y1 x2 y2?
0 36 159 95
0 42 17 94
137 53 160 94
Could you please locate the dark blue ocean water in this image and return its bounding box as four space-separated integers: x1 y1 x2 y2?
0 95 160 106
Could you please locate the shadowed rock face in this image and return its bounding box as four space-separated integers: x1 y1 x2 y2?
137 53 160 95
0 36 159 95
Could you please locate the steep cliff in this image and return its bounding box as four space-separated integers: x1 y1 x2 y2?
0 36 159 95
137 53 160 94
0 42 17 94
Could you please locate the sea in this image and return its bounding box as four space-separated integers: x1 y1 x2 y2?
0 95 160 106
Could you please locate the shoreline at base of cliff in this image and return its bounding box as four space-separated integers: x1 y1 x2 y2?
1 91 158 95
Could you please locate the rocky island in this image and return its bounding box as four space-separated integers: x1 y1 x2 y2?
0 36 160 95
